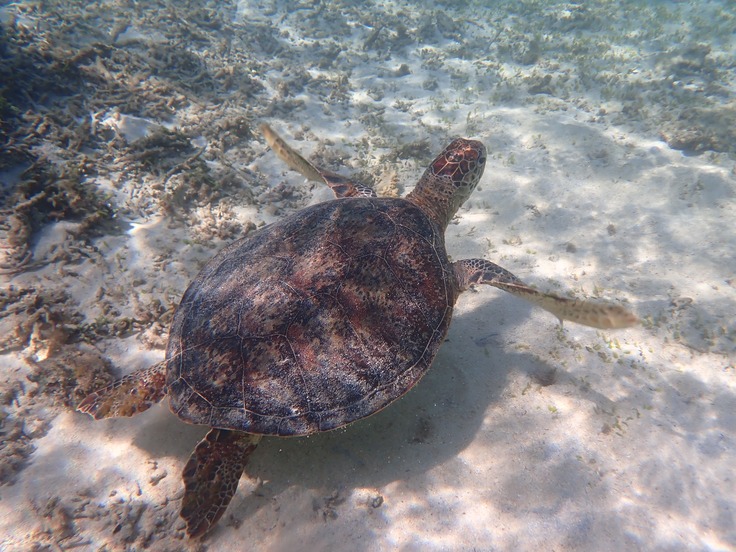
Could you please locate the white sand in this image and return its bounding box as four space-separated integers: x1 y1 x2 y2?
1 1 734 551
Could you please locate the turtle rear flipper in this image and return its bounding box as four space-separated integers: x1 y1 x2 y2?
181 429 262 538
453 259 638 330
77 360 167 419
260 123 376 198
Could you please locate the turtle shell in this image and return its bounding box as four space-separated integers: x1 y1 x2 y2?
166 196 459 436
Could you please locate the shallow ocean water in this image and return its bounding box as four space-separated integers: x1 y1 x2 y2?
0 1 734 550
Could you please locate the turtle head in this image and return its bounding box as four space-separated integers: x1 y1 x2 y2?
407 138 487 230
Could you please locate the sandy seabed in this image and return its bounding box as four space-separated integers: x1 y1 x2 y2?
1 1 735 550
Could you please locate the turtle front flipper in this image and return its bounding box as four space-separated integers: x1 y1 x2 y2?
453 259 638 330
181 429 262 538
77 360 167 419
260 123 376 198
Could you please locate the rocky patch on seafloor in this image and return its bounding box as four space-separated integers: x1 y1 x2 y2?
0 345 116 485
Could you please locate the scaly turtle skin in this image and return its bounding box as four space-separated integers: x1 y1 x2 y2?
78 124 637 538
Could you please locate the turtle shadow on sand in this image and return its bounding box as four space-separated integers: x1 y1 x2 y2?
129 292 559 539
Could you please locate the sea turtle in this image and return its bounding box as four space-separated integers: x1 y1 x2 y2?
78 124 637 538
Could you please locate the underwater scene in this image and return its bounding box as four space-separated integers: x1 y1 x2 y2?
0 0 734 550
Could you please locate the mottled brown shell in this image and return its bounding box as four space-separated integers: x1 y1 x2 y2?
166 197 459 436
